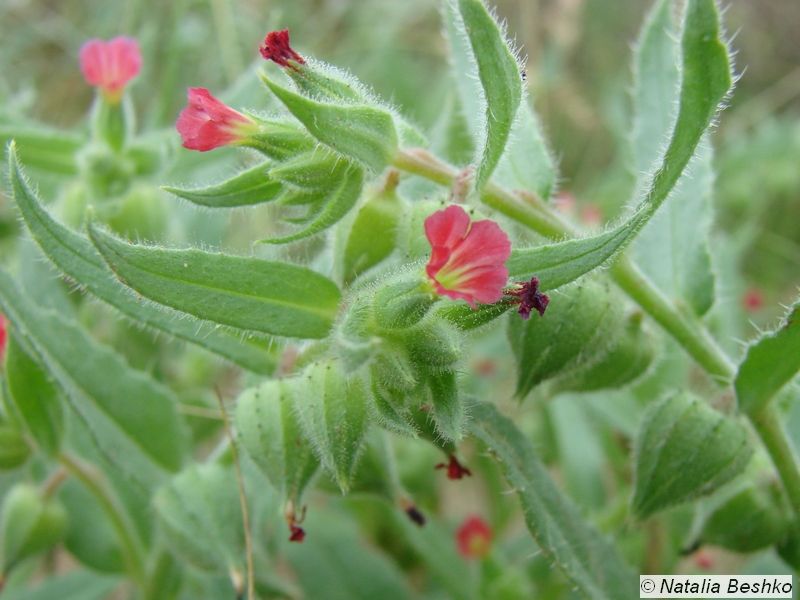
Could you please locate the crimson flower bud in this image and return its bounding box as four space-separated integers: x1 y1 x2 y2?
0 314 7 363
79 37 141 103
259 30 305 70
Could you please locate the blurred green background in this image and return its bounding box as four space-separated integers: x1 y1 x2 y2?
1 0 798 307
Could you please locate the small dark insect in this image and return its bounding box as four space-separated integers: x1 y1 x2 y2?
521 69 527 81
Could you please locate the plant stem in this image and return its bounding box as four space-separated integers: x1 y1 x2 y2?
59 452 147 585
751 407 800 521
392 147 736 383
610 258 735 383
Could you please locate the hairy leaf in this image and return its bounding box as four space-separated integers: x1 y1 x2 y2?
446 0 522 189
469 402 638 600
163 162 283 208
736 300 800 415
8 145 276 374
88 224 341 339
630 0 715 316
507 0 731 289
262 74 398 172
260 163 364 245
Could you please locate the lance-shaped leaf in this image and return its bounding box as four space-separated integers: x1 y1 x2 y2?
235 380 319 503
629 0 715 316
445 0 522 189
0 270 187 477
632 392 753 518
506 0 732 289
88 224 341 339
291 361 370 493
154 464 244 573
736 300 800 415
469 402 638 600
4 336 64 456
163 162 283 208
8 145 275 374
261 73 398 172
260 163 364 245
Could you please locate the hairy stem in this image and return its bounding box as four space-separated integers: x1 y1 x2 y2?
59 452 146 585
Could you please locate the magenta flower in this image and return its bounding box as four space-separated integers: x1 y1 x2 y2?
424 205 511 308
79 37 141 102
176 88 257 152
456 516 493 559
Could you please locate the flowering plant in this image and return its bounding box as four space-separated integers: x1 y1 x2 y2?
0 0 799 598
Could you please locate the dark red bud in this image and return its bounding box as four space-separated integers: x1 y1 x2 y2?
507 276 549 320
289 524 306 542
260 29 305 69
435 455 472 480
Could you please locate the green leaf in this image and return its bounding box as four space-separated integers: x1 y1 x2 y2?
507 0 731 289
0 269 187 477
163 162 283 208
630 0 715 316
448 0 522 189
262 73 398 172
291 361 370 493
8 145 276 374
632 392 753 518
4 335 64 456
736 300 800 415
154 463 244 573
492 103 557 200
88 224 341 339
1 127 82 175
235 380 319 504
268 149 343 191
260 163 364 245
468 402 638 600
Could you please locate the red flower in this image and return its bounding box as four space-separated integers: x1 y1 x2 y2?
0 314 7 362
79 37 141 102
176 88 257 152
260 30 305 69
424 205 511 308
456 516 492 559
288 524 306 543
